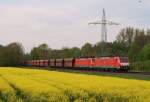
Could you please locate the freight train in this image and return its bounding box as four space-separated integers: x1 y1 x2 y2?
23 57 130 72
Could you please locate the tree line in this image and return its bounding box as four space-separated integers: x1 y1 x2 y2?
0 27 150 66
27 27 150 62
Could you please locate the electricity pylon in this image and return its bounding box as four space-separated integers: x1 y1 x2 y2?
89 8 119 56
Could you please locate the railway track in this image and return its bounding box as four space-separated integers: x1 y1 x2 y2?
127 71 150 76
22 67 150 76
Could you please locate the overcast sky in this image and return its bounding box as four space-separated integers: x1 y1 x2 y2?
0 0 150 52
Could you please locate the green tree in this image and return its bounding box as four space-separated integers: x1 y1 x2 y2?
30 47 40 59
128 43 141 61
81 43 93 57
92 42 102 57
116 27 134 47
0 46 7 65
60 47 72 58
70 47 81 58
38 44 51 59
30 44 51 60
49 50 62 59
112 41 127 56
128 29 149 61
3 42 25 66
139 43 150 61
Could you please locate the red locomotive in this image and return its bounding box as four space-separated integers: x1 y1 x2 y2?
24 56 130 72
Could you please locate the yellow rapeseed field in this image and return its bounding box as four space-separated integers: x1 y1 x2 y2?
0 67 149 102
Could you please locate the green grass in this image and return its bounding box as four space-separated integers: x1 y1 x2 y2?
0 67 150 102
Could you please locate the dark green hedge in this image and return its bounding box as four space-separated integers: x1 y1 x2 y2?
131 61 150 72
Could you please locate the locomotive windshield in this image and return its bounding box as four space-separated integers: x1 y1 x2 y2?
120 57 129 63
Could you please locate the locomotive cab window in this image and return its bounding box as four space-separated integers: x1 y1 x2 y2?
120 57 129 63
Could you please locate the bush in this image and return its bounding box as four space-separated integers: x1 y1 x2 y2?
139 43 150 61
131 60 150 72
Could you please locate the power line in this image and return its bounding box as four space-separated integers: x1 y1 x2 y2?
89 8 119 56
